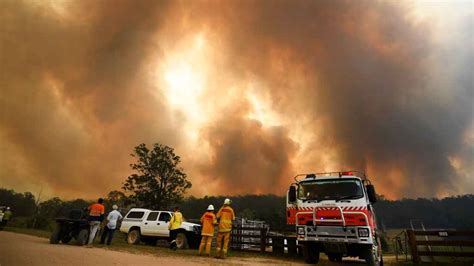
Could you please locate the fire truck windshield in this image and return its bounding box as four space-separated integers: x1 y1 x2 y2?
298 178 364 202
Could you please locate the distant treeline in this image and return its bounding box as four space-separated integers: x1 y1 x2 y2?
374 195 473 229
0 188 472 231
179 194 474 230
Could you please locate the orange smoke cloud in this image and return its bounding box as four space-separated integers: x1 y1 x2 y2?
0 0 472 199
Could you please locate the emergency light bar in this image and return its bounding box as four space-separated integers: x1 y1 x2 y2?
294 171 368 182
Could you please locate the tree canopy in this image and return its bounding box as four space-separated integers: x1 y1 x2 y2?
1 187 473 231
0 188 36 216
122 143 192 210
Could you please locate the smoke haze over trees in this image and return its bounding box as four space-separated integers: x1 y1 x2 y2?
0 1 472 199
1 188 472 231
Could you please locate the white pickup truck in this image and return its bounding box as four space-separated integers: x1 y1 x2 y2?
119 208 201 249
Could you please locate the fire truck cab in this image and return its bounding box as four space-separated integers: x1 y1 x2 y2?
287 171 382 265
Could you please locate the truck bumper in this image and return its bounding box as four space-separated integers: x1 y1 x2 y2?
297 225 373 245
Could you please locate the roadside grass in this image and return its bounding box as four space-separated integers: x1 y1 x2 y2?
3 226 51 238
99 232 305 263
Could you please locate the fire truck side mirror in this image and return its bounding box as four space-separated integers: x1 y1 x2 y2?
288 186 297 203
366 185 377 203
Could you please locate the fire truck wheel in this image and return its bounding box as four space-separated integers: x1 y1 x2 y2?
328 253 342 262
364 244 382 266
302 242 319 264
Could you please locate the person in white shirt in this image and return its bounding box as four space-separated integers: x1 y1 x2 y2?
100 205 123 245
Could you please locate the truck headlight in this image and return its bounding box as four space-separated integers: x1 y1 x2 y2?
193 225 201 234
358 228 370 237
297 226 305 235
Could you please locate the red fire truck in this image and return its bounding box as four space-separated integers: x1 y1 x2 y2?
287 171 383 265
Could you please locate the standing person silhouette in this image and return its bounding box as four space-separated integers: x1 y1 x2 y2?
198 205 217 256
100 204 122 245
87 198 105 246
215 198 235 259
169 206 183 250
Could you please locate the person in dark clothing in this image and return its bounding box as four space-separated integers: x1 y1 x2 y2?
100 205 123 245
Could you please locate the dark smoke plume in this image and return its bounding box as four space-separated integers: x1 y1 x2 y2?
0 0 472 199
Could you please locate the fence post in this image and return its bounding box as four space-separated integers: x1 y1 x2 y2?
260 228 266 253
407 229 420 264
394 238 399 261
404 230 409 262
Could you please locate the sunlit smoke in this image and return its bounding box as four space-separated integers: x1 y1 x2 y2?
0 0 472 199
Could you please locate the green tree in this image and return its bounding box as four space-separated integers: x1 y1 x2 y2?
122 143 192 210
0 189 36 216
31 197 64 230
240 208 257 220
105 190 132 210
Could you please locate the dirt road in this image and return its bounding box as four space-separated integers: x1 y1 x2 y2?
0 231 304 266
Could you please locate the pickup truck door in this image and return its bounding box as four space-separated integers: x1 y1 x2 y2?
157 212 172 237
141 211 160 236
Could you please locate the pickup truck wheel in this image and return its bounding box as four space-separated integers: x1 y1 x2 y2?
127 229 141 245
302 242 319 264
175 232 188 249
50 226 61 244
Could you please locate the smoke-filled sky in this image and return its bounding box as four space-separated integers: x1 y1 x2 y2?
0 0 472 200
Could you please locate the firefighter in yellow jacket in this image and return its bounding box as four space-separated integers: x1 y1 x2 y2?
215 198 235 259
198 205 217 256
169 206 183 250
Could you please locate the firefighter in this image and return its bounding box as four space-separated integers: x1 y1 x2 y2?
2 207 13 228
199 204 217 256
169 206 183 250
215 198 235 259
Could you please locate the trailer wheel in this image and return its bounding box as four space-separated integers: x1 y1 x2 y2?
61 236 72 244
302 242 319 264
50 226 61 244
76 229 88 246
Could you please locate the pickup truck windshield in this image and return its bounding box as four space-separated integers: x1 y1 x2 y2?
298 178 364 201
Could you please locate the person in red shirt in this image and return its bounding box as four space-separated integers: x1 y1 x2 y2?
87 198 105 245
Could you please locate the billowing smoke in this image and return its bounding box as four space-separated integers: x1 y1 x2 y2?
0 0 472 199
200 103 298 195
0 0 177 197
